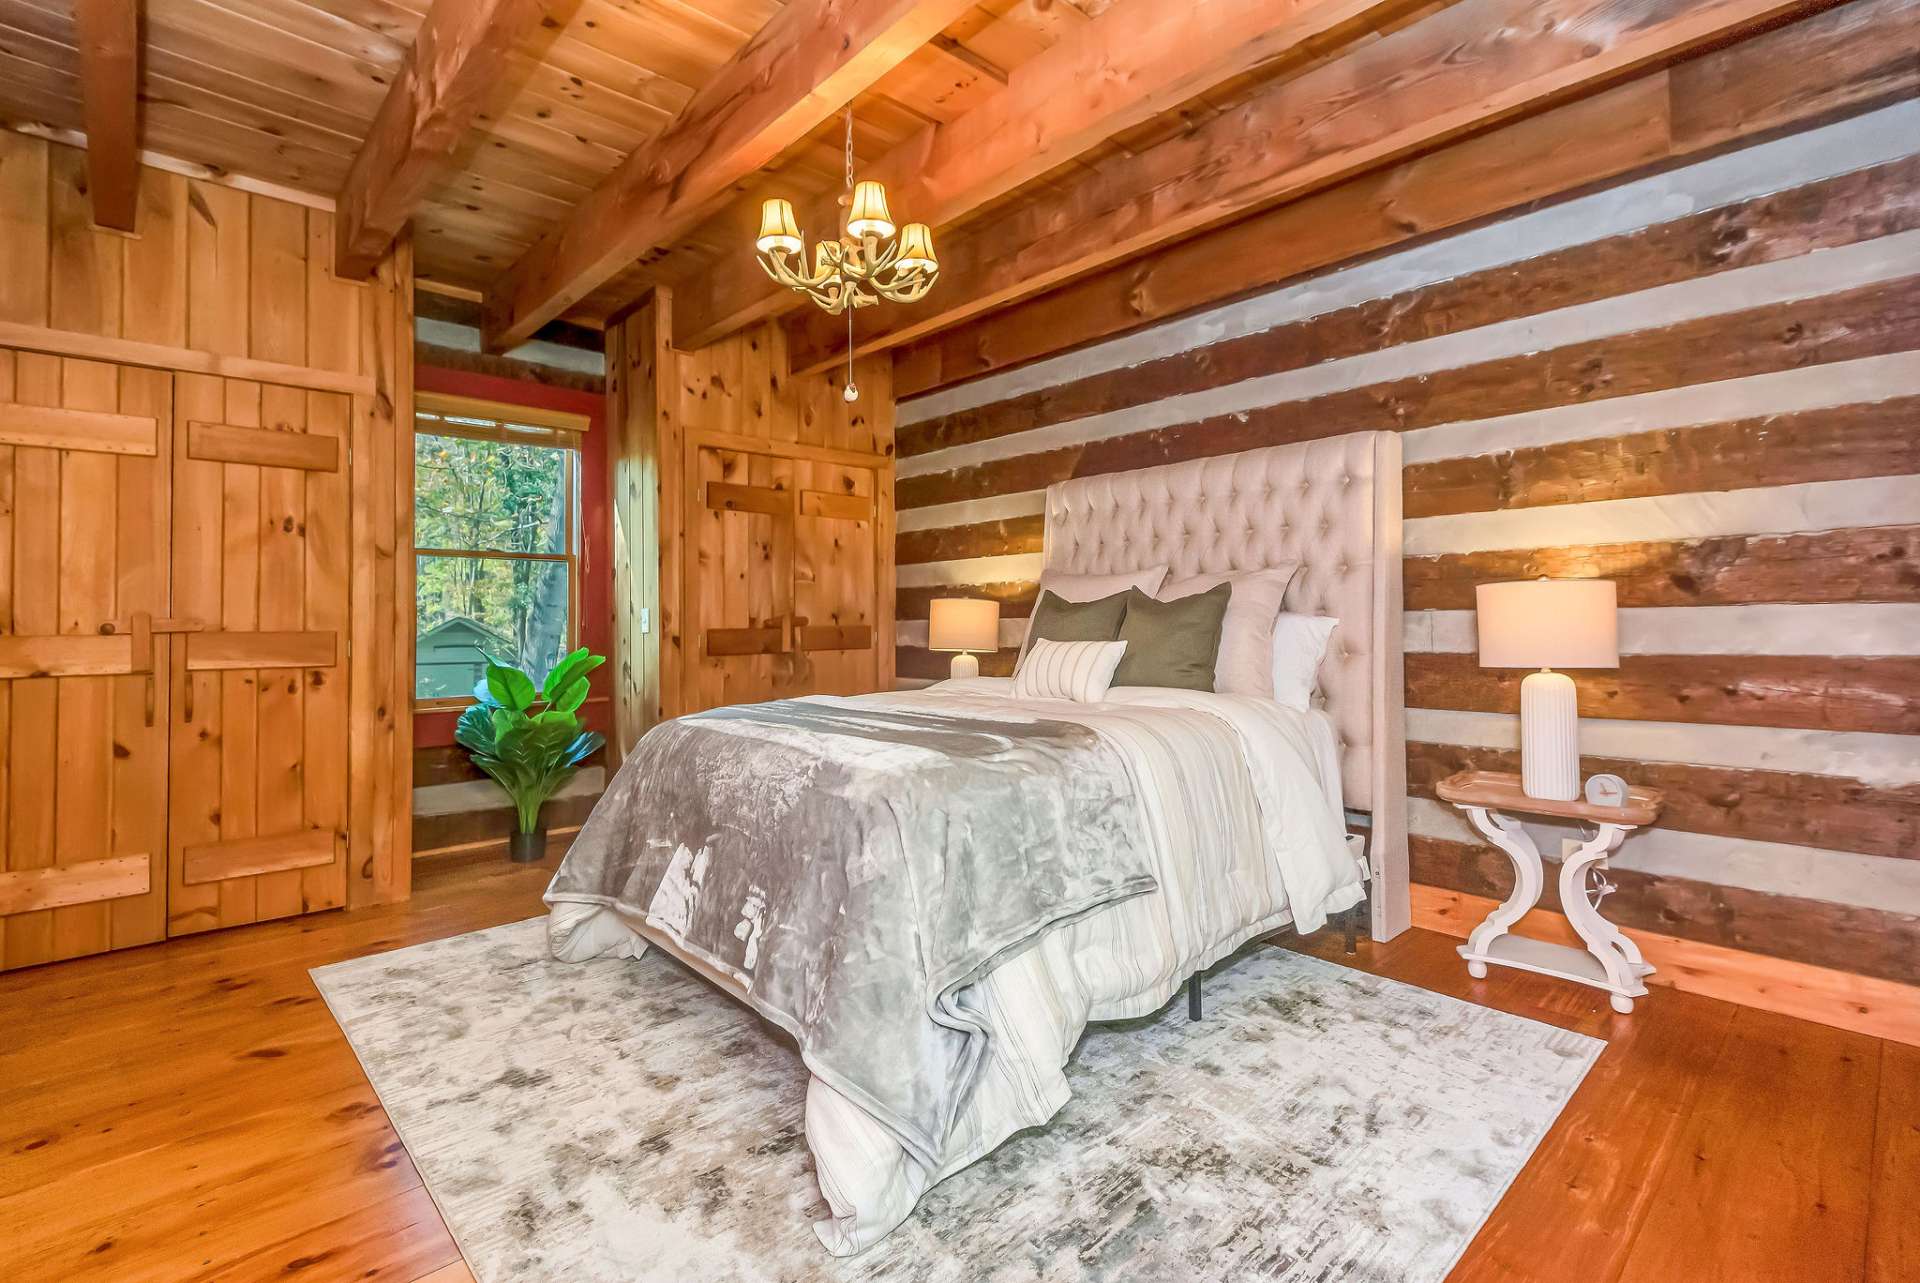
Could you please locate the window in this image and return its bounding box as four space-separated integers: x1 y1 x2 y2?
414 395 584 703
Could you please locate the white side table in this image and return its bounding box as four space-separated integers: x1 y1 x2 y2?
1436 769 1664 1014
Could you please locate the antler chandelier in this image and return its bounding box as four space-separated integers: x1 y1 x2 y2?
754 109 938 402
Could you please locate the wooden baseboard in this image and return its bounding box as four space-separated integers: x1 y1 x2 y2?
1412 884 1920 1047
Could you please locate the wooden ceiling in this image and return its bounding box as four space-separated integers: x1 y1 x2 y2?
0 0 1846 363
0 0 1087 313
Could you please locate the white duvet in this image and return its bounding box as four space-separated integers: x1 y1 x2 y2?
802 678 1363 1253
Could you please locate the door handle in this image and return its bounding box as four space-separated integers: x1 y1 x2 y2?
111 612 206 669
153 618 205 724
108 613 205 726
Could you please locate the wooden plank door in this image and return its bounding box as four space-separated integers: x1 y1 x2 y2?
165 373 351 935
0 351 172 971
685 436 884 713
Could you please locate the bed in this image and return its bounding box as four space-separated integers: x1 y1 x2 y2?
544 430 1410 1255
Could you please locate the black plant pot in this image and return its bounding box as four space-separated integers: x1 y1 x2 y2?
508 819 549 863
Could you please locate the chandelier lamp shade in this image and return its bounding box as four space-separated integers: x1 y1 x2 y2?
754 198 803 255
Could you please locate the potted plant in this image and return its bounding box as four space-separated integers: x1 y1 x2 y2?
456 647 607 862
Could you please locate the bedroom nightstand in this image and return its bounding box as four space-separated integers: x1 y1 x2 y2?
1436 770 1664 1014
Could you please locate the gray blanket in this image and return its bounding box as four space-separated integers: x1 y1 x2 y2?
545 697 1155 1170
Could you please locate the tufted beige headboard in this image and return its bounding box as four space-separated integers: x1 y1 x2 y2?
1042 431 1409 939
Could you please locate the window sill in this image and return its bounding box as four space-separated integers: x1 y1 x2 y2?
413 693 611 713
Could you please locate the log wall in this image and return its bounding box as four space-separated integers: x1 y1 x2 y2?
889 90 1920 995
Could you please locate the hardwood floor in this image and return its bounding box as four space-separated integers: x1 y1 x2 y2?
1 850 1913 1283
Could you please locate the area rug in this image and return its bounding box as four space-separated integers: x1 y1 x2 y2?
312 918 1601 1283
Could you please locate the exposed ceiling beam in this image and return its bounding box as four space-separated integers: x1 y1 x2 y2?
479 0 982 353
72 0 139 232
333 0 547 280
783 0 1829 373
672 0 1418 351
886 0 1917 397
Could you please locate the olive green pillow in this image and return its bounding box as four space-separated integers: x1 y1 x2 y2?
1112 583 1231 691
1027 588 1130 648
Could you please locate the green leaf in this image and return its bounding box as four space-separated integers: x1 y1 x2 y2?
541 649 605 704
564 730 606 767
474 756 541 802
485 660 537 712
540 648 590 702
454 703 498 755
551 675 590 715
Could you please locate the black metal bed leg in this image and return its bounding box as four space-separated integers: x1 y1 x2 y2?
1187 973 1202 1021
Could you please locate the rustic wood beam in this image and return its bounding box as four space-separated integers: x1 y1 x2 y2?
333 0 546 280
670 0 1419 352
72 0 139 232
784 0 1831 373
480 0 982 353
889 0 1920 397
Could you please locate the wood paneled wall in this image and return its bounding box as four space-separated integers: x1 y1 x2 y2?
0 133 415 941
606 299 662 762
607 288 894 757
888 83 1920 1011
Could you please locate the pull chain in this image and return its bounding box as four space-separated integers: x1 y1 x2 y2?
844 307 858 403
843 105 860 404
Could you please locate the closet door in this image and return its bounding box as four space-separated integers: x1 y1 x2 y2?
685 436 882 713
0 352 172 971
165 375 351 935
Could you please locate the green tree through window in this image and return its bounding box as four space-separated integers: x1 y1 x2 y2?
415 416 577 701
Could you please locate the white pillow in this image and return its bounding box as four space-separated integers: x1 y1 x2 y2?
1270 613 1339 711
1017 564 1168 660
1158 564 1299 697
1014 639 1128 703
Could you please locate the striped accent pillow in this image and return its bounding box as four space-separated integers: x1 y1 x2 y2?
1013 638 1129 703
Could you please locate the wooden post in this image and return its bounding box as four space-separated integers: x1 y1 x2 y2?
73 0 139 232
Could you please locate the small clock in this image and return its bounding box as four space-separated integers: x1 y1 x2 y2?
1584 773 1630 808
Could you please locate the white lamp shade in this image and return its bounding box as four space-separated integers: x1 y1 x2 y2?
928 597 1000 653
1476 579 1619 669
895 222 937 272
755 198 802 255
846 181 896 239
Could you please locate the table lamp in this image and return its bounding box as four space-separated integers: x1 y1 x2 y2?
1475 578 1618 801
928 597 1000 679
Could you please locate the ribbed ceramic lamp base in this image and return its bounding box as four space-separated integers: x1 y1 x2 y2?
949 651 980 680
1519 668 1580 801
